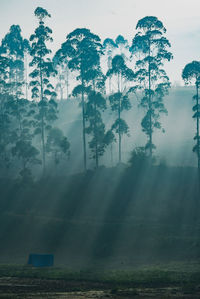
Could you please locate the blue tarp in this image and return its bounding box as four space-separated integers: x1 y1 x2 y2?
28 254 54 267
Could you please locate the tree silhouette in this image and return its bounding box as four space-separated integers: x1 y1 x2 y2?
0 25 30 97
131 16 172 156
29 7 57 175
85 89 114 168
60 28 103 171
0 55 13 171
103 38 117 94
182 61 200 174
46 127 70 166
53 49 71 100
107 55 133 163
115 35 129 59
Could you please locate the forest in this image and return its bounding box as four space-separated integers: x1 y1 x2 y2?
0 7 200 177
0 5 200 299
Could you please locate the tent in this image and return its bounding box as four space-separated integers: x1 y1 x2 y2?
28 254 54 267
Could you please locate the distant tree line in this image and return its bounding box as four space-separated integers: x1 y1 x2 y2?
8 7 200 179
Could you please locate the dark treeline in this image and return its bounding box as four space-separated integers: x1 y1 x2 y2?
1 7 200 180
0 7 177 178
1 6 200 179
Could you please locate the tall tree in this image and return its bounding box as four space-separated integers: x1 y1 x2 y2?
0 25 30 97
131 16 172 156
53 49 71 100
115 35 129 59
182 61 200 174
10 98 40 177
29 7 57 175
103 38 117 94
0 25 36 176
46 127 70 167
107 55 133 163
85 72 114 168
23 39 31 100
0 55 13 172
60 28 103 171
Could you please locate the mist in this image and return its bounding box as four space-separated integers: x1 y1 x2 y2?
0 2 200 298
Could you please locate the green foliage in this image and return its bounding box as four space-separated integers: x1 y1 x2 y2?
33 99 58 136
115 35 129 48
61 28 103 88
29 7 56 101
29 7 57 174
131 16 172 154
107 55 134 80
60 28 104 170
85 91 113 166
12 140 40 167
0 55 14 169
111 118 129 136
182 61 200 84
0 25 30 96
0 25 29 59
34 7 51 20
46 127 70 165
129 146 154 169
53 49 71 100
182 61 200 168
107 55 133 162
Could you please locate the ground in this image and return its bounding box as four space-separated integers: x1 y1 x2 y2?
0 263 200 298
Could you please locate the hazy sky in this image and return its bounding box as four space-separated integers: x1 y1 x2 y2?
0 0 200 83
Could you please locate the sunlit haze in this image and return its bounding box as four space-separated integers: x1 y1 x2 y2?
1 0 200 83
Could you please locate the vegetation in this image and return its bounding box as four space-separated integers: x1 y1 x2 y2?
182 61 200 174
0 8 176 175
0 6 200 297
130 16 173 156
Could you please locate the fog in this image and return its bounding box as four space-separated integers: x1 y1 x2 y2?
0 2 200 298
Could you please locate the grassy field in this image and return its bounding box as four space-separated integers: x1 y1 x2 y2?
0 262 200 298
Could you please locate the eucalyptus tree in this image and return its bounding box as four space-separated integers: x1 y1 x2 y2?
0 25 34 176
29 7 57 174
46 127 70 166
10 97 41 177
53 49 71 100
0 55 13 171
131 16 172 156
182 61 200 173
107 55 134 163
12 138 40 178
85 70 115 168
23 39 31 100
103 38 117 94
0 25 30 96
0 25 38 176
115 35 129 58
60 28 103 171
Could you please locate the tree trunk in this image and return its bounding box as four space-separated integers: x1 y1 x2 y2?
25 52 28 100
110 144 113 167
66 67 69 99
109 77 111 95
81 84 87 171
196 83 200 174
94 97 99 169
118 73 121 163
148 40 153 157
59 73 63 101
40 57 46 176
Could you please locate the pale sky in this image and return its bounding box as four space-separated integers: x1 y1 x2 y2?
0 0 200 83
